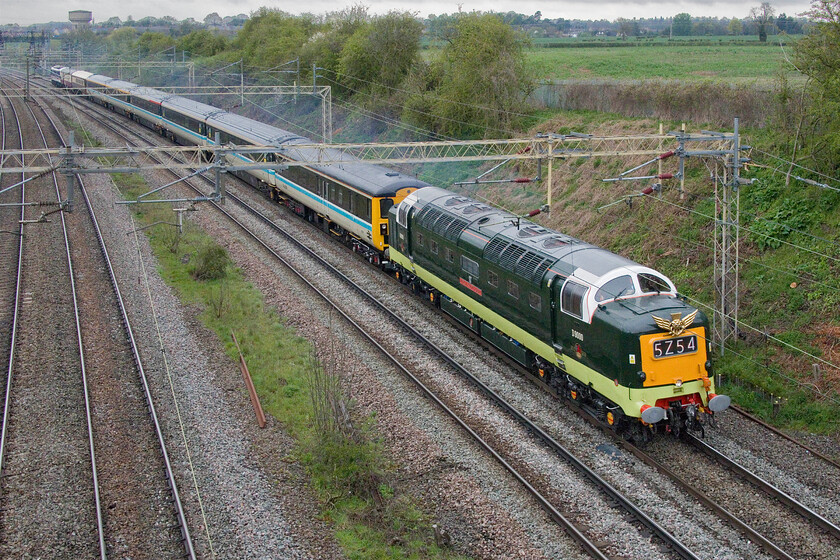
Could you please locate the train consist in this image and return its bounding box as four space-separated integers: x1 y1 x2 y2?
51 66 729 440
51 65 427 262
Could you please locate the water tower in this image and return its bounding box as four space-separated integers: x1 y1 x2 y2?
68 10 93 29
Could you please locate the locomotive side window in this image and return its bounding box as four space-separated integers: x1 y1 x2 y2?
507 280 520 299
595 275 634 302
529 293 542 311
446 247 455 263
417 232 424 247
461 256 479 277
639 272 670 293
561 281 588 318
488 270 499 288
430 240 439 254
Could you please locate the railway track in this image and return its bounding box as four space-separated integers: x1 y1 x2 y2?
50 86 760 560
0 79 104 558
39 75 840 560
0 73 196 559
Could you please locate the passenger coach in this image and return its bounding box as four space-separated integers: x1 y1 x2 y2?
56 67 431 260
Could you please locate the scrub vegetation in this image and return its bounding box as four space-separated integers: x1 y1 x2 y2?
106 171 469 559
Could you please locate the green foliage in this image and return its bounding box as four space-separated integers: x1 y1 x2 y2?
405 13 534 137
338 12 423 96
135 31 176 57
105 157 467 559
233 8 316 68
672 13 692 36
176 30 229 58
793 0 840 173
190 244 230 280
105 27 139 55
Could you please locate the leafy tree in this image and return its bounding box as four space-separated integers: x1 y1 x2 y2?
105 27 138 55
617 18 640 38
234 8 315 68
135 31 176 58
406 13 533 137
338 11 423 95
794 0 840 171
672 13 692 36
750 2 776 42
728 18 744 35
177 30 229 58
299 4 370 88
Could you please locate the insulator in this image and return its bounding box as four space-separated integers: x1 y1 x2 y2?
657 173 674 179
513 177 531 183
659 150 676 160
641 186 655 195
527 208 541 217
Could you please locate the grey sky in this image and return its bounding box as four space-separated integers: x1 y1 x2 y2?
4 0 815 27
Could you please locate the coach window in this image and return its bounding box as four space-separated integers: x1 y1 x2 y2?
507 280 520 299
380 198 394 219
529 292 542 311
417 232 424 247
561 281 588 319
488 270 499 288
461 256 479 277
430 240 439 254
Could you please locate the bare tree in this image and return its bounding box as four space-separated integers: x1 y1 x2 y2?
749 2 776 42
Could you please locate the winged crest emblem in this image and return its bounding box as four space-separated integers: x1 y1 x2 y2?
652 310 698 336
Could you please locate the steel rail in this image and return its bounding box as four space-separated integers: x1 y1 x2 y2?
730 404 840 471
127 122 697 559
32 85 197 560
0 81 108 558
686 433 840 541
0 85 26 483
19 81 109 560
60 94 614 560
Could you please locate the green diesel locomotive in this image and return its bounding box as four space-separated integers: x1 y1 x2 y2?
388 186 730 440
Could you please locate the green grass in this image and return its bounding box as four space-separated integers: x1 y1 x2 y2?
526 44 796 82
110 173 470 560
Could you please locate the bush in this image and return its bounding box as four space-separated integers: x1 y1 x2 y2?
191 244 230 280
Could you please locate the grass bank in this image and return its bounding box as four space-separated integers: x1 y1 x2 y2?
111 172 469 559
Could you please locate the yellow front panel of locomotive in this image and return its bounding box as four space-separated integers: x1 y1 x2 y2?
639 327 707 388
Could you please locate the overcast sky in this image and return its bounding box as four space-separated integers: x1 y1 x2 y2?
3 0 815 27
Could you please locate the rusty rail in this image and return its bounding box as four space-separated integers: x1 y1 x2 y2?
231 331 266 428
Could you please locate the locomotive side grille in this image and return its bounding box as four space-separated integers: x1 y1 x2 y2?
484 238 509 262
417 206 444 230
532 259 552 282
434 214 455 236
443 218 468 241
499 244 526 271
515 251 544 279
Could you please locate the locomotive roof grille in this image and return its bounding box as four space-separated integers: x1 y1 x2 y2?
444 217 468 241
484 238 509 262
499 244 527 271
532 259 552 282
515 251 545 279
